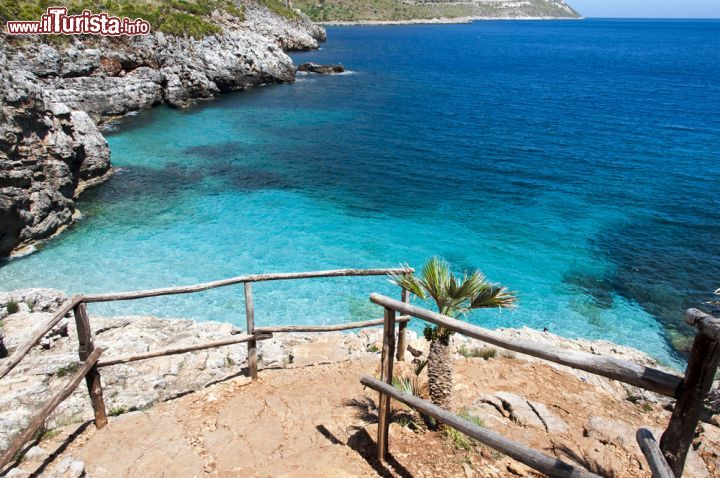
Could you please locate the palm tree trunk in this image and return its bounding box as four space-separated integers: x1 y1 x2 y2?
427 338 453 412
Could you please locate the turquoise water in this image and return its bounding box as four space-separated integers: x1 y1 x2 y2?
2 20 719 367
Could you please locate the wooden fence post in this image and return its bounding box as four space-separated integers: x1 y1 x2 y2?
637 428 674 478
377 306 396 462
244 282 258 380
660 310 720 476
73 303 108 428
396 288 409 362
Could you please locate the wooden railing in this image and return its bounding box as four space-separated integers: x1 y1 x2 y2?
0 267 412 471
362 375 600 478
367 293 720 478
0 347 104 468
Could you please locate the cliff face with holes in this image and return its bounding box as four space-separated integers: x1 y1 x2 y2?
0 3 325 256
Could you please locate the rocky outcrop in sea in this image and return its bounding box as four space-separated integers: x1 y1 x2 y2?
297 62 345 74
0 3 326 256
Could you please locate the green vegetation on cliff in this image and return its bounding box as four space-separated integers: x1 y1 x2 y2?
259 0 301 19
292 0 580 22
0 0 250 38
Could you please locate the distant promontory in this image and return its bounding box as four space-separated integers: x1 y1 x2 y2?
292 0 581 23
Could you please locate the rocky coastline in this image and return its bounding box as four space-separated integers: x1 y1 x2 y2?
0 3 325 257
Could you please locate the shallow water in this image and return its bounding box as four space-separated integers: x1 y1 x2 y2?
2 20 719 367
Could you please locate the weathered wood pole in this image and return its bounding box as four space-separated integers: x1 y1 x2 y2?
369 293 682 397
362 375 601 478
395 288 409 362
660 311 720 476
377 306 396 462
72 303 108 429
244 282 258 380
0 347 104 470
97 333 273 367
637 428 674 478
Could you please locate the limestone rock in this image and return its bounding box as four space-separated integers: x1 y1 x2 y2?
495 391 545 429
47 457 85 478
298 62 345 74
472 393 509 417
23 445 48 460
528 400 568 434
584 415 637 448
0 288 68 319
0 53 111 256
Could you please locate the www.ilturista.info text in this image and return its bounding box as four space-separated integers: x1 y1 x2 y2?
5 7 150 36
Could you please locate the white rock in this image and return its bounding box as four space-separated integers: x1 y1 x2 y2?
495 392 545 429
23 445 48 460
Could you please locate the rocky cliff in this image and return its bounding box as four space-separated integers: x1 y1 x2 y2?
0 1 325 256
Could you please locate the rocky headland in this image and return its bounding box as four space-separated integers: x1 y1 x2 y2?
0 1 325 257
1 289 719 476
293 0 580 24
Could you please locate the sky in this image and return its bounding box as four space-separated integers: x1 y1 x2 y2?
570 0 720 18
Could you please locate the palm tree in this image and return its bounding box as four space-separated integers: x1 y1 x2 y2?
389 257 517 412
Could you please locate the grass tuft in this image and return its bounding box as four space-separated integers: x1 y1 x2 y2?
55 362 79 378
5 299 19 315
109 406 128 416
443 409 484 450
458 345 497 360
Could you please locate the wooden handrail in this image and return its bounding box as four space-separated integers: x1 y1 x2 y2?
361 375 601 478
0 296 82 380
0 267 415 473
81 268 413 303
97 333 273 367
636 428 674 478
369 293 683 397
255 316 410 334
0 347 104 471
0 268 411 381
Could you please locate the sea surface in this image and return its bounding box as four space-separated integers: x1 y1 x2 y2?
2 19 719 367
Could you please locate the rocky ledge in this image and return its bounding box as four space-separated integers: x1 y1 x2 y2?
1 288 719 471
0 2 326 257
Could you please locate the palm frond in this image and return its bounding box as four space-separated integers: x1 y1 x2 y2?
470 284 518 309
388 266 426 299
388 257 517 319
418 257 450 308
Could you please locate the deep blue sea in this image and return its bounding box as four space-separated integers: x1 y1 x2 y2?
2 20 719 367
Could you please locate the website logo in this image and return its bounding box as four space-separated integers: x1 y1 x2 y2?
5 7 151 36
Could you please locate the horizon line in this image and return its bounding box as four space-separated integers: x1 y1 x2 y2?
580 16 720 20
